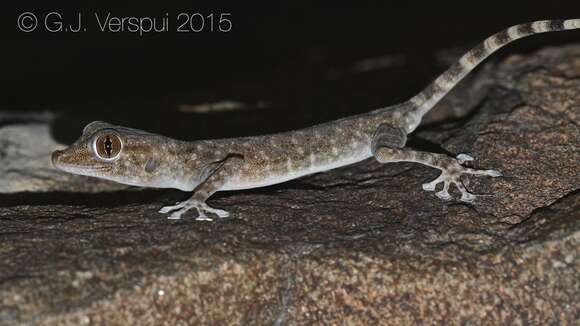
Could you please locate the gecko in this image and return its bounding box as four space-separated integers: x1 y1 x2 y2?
52 19 580 221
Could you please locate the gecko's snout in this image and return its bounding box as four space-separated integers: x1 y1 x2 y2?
51 149 63 168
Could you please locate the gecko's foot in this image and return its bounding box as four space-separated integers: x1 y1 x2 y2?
422 154 501 203
159 200 229 221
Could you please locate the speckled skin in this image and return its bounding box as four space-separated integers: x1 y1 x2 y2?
52 19 580 220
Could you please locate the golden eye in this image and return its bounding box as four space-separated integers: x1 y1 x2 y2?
94 133 122 160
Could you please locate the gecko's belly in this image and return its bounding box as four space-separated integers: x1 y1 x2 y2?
221 147 372 191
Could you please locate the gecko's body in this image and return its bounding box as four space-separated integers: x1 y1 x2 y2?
195 112 387 190
52 20 580 220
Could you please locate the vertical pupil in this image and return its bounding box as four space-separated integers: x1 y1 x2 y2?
104 136 113 157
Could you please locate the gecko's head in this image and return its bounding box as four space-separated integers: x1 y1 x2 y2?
51 121 170 187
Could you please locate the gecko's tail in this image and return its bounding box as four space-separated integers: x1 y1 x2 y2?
404 19 580 132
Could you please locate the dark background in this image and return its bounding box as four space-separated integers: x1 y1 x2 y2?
1 1 580 142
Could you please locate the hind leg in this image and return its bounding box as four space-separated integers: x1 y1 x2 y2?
371 124 501 202
374 147 501 202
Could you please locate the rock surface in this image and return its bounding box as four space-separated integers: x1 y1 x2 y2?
1 46 579 325
0 114 126 193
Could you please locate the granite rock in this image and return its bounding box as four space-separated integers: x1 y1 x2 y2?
0 46 579 325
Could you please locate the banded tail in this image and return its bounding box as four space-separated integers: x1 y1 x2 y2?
404 19 580 132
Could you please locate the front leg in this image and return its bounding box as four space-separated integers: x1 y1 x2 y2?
159 154 244 221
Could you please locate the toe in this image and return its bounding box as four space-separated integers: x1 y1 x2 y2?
422 182 437 191
167 211 183 219
455 182 476 203
195 209 207 220
159 206 173 214
460 192 476 202
159 202 185 214
486 169 502 177
456 154 474 164
215 209 230 218
423 173 446 192
436 189 452 200
195 216 214 221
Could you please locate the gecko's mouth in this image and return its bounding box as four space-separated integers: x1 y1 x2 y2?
51 150 108 174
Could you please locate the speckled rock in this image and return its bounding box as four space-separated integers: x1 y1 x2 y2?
0 46 579 325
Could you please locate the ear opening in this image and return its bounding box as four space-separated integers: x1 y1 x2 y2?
144 157 158 173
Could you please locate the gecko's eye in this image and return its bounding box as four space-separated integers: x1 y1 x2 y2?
94 133 122 160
